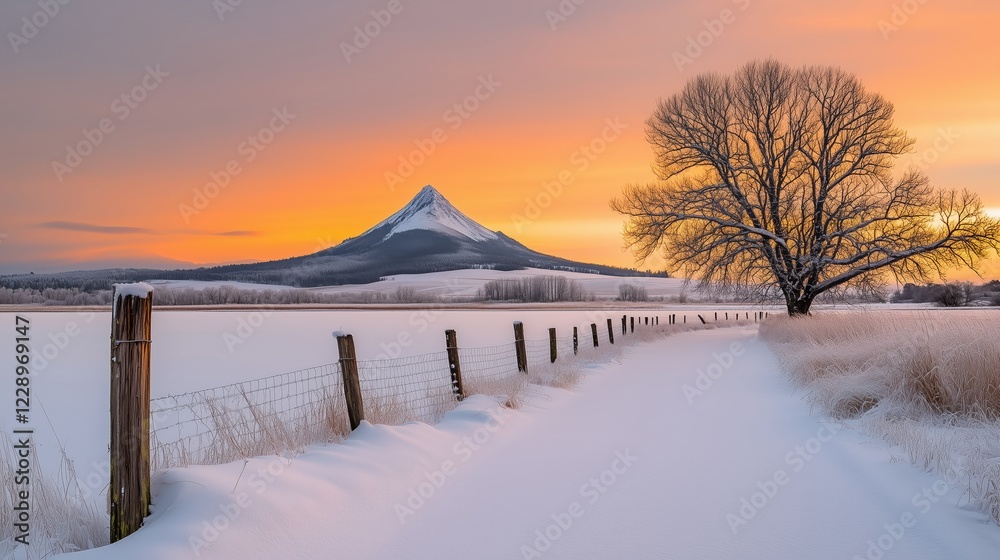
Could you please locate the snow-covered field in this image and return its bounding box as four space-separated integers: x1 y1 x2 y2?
3 308 999 558
148 268 689 300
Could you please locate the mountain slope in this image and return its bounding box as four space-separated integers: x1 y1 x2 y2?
0 186 660 289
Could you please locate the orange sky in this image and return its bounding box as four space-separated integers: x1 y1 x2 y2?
1 1 998 279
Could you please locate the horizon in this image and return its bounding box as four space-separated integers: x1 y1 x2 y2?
2 2 999 280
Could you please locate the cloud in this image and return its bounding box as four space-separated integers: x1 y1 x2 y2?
37 221 154 235
36 221 260 237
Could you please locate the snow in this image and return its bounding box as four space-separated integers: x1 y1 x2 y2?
360 185 499 243
113 283 154 299
38 326 1000 559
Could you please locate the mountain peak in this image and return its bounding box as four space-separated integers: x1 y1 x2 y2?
361 185 499 243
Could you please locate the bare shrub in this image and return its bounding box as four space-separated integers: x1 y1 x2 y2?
617 283 649 302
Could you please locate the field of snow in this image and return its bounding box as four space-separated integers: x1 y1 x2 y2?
3 308 999 558
147 268 689 300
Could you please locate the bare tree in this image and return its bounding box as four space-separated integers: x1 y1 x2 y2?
612 60 1000 315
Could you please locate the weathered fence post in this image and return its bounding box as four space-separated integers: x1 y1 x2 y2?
725 312 729 321
573 326 579 355
445 329 465 400
513 321 528 372
110 283 153 543
336 333 365 430
621 315 627 335
645 317 649 326
698 315 706 324
591 323 599 347
630 316 635 333
549 328 557 363
607 318 615 344
715 312 718 321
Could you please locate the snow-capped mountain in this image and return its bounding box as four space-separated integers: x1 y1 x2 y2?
1 186 654 288
364 185 498 243
204 185 649 285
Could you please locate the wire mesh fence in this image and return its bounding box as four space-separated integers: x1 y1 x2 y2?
144 315 752 471
524 338 552 367
459 343 526 403
356 352 456 426
150 363 347 470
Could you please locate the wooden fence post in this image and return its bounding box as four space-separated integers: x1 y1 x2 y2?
630 316 634 333
607 318 615 344
109 283 153 543
573 327 579 355
513 321 528 372
549 328 557 363
445 329 465 400
591 323 599 347
336 334 365 431
698 315 707 324
621 315 627 335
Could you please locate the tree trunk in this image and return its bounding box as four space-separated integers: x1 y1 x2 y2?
786 298 813 316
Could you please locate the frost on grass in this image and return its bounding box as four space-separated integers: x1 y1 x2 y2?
760 312 1000 523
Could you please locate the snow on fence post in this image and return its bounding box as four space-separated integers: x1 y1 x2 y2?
573 327 579 355
606 318 615 345
445 329 465 401
109 283 153 543
335 333 365 430
513 322 528 373
590 323 599 347
548 328 557 364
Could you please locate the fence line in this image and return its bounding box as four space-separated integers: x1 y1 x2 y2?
147 312 768 468
150 362 346 470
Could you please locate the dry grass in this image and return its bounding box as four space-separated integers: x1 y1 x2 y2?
0 435 107 558
760 312 1000 523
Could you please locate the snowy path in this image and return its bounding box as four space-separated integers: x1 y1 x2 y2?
61 327 1000 560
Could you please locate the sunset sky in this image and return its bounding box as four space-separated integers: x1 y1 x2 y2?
1 0 998 277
